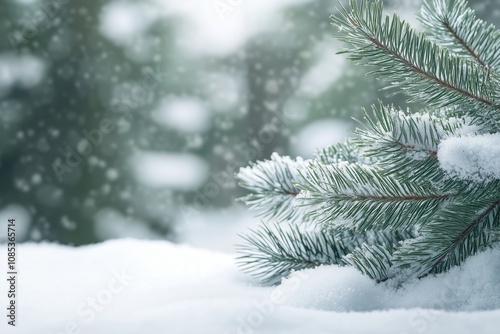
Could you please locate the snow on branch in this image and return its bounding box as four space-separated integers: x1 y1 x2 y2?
237 153 310 223
237 223 412 285
438 133 500 181
331 0 500 128
297 162 451 232
419 0 500 69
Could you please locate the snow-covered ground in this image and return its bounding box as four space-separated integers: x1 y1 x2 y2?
1 239 499 334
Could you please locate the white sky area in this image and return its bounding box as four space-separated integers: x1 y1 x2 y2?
94 208 162 240
99 1 158 45
100 0 312 56
298 42 347 97
152 97 211 133
176 207 253 252
130 151 209 190
291 119 351 158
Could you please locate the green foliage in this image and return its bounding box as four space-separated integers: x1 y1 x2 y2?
237 223 412 284
332 0 500 129
419 0 500 69
236 0 500 285
237 153 309 223
298 160 452 232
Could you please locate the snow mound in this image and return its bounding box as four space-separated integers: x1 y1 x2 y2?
438 134 500 181
1 239 499 334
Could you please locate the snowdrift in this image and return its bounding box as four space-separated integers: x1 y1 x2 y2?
1 239 499 334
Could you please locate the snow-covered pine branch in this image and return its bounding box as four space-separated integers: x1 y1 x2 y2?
237 223 412 285
355 102 477 181
236 153 310 223
419 0 500 69
331 0 500 129
297 162 451 232
237 0 500 285
394 198 500 278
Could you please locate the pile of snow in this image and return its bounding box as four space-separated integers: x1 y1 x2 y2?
438 134 500 181
1 239 499 334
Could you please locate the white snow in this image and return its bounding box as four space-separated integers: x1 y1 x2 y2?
2 239 499 334
438 133 500 181
130 151 209 190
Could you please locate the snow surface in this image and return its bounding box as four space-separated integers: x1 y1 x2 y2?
2 239 499 334
438 133 500 181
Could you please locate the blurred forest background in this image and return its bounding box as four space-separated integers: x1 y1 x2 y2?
0 0 498 247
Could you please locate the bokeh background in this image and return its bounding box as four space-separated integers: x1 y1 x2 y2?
0 0 498 248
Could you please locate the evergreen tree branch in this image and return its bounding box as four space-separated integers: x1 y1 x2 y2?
315 139 364 165
331 0 499 127
298 162 452 231
237 153 309 223
237 0 500 285
394 196 500 277
355 102 474 180
419 0 500 69
237 223 411 285
343 243 396 281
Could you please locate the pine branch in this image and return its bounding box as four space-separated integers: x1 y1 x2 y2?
355 102 474 181
394 196 500 277
237 0 500 285
237 223 412 285
297 162 452 231
331 0 499 127
419 0 500 69
343 243 396 281
237 153 309 223
314 139 364 165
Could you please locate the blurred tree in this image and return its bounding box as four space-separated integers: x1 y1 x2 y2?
0 0 498 245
